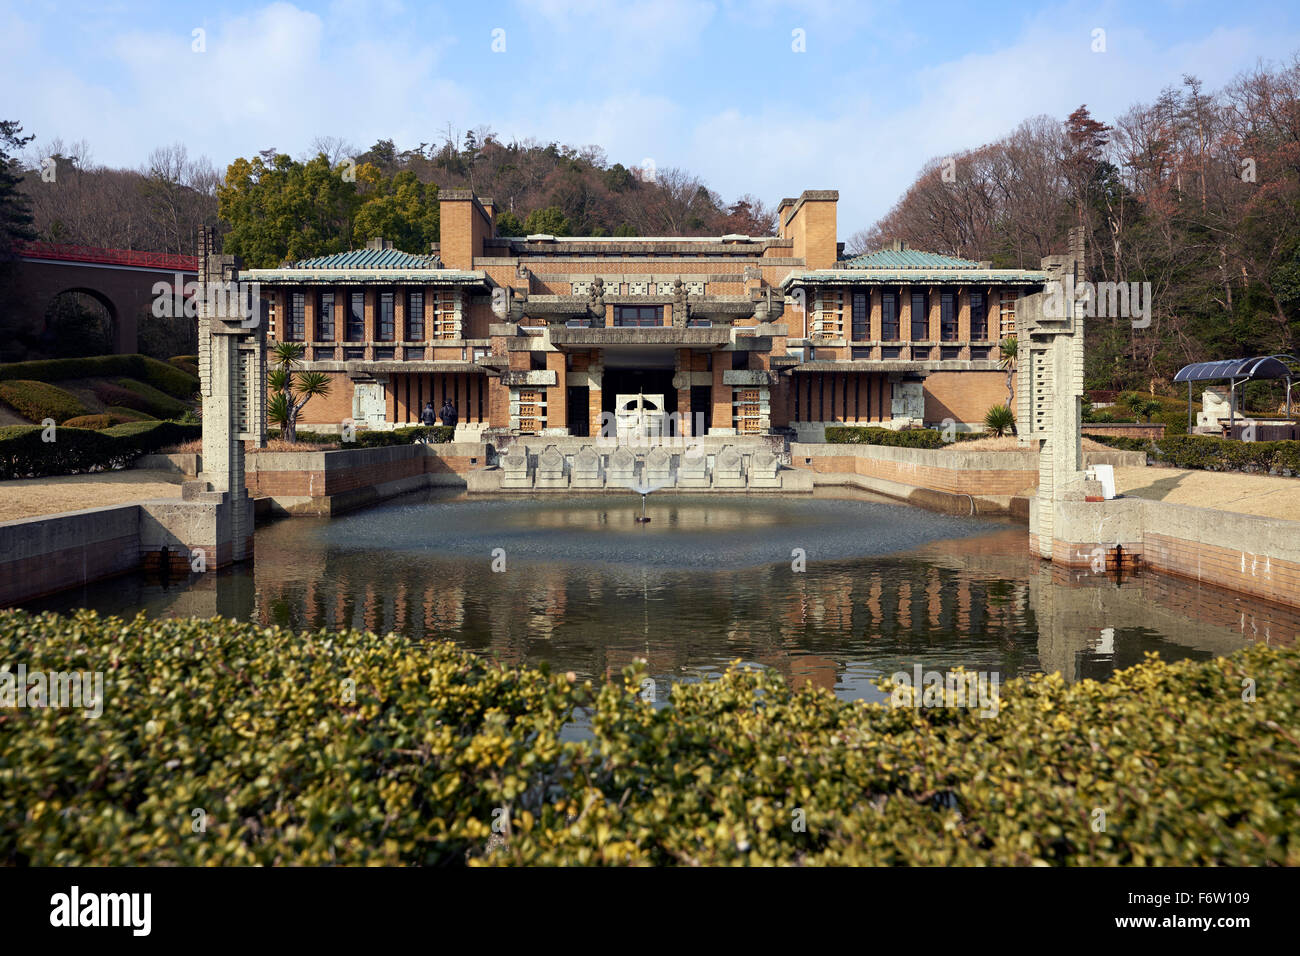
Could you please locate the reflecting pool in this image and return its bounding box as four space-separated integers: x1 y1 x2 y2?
24 489 1299 703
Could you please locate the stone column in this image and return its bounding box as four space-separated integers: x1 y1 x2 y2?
1021 227 1088 560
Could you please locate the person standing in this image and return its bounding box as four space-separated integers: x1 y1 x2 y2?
420 402 437 426
439 399 458 429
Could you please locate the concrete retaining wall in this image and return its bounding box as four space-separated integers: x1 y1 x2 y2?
790 442 1145 516
1037 496 1300 608
0 505 142 604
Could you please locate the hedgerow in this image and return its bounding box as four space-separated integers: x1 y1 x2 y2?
0 354 197 398
0 421 200 479
111 378 190 419
825 426 946 449
1 610 1295 866
1087 433 1300 476
0 380 88 424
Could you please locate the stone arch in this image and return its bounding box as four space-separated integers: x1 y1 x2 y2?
41 287 118 357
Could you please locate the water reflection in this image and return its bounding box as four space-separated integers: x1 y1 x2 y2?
22 489 1297 705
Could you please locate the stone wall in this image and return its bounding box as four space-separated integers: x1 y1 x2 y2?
244 442 488 515
1042 497 1300 609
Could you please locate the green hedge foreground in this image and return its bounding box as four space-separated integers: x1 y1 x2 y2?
825 426 984 449
0 421 200 480
0 354 198 399
1090 433 1300 475
2 610 1296 866
265 425 454 448
0 380 88 424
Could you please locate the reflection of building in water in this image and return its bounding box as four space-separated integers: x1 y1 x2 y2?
143 516 1300 696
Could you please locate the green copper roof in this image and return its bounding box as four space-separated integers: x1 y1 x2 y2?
843 248 980 269
290 248 442 269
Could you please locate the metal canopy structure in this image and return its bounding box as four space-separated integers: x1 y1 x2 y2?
1171 354 1297 431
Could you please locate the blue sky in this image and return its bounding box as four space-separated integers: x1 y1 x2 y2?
4 0 1300 235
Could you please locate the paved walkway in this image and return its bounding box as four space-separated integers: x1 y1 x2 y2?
0 469 183 522
1115 465 1300 520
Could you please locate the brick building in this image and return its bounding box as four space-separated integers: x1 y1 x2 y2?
243 188 1047 440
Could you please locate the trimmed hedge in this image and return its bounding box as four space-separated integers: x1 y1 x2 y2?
1 610 1296 866
104 405 155 422
1088 433 1300 476
350 425 454 447
825 426 946 449
61 414 113 430
112 378 190 419
0 380 88 424
0 354 197 399
0 421 200 479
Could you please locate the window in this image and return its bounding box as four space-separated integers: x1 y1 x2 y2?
614 305 660 327
530 351 547 371
566 317 601 328
407 291 424 341
378 292 395 341
852 291 868 340
347 292 365 342
731 350 748 370
687 318 712 327
970 291 987 340
317 292 335 341
287 292 305 341
910 291 928 340
881 292 899 340
940 291 957 341
999 293 1017 339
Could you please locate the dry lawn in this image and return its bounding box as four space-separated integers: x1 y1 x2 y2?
0 469 184 522
1114 465 1300 521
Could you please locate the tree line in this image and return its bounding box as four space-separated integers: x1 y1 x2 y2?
3 126 777 270
853 55 1300 391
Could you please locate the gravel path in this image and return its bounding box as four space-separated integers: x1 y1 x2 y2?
0 469 183 522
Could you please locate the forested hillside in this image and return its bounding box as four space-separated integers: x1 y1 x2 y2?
853 57 1300 391
11 130 776 268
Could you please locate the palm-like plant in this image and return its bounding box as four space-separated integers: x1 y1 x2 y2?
997 335 1018 407
267 341 331 443
984 403 1016 437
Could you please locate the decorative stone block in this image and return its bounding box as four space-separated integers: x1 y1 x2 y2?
604 445 637 487
645 446 674 485
713 445 746 489
501 446 532 489
534 444 568 489
571 445 603 489
749 448 780 489
677 447 709 488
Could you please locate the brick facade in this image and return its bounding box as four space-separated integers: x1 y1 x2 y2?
242 190 1049 440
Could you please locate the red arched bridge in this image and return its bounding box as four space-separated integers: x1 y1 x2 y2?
9 241 199 355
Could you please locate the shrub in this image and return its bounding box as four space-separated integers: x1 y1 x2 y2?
0 354 196 398
0 380 88 424
983 403 1016 437
61 414 113 430
110 378 190 419
824 426 945 449
0 421 200 479
168 356 200 377
104 405 155 422
351 425 454 447
1 609 1297 866
1083 433 1300 475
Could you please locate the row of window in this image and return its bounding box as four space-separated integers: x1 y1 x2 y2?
281 291 438 342
846 290 990 342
